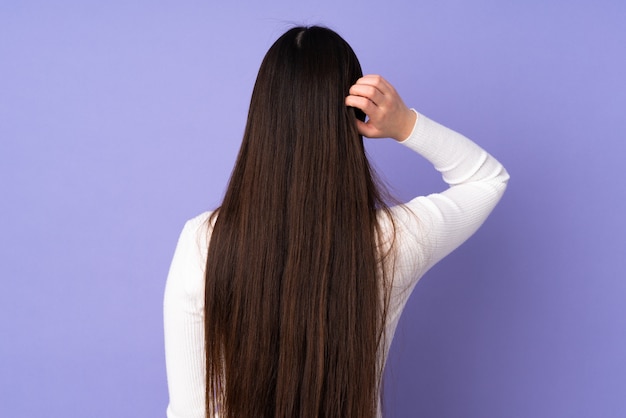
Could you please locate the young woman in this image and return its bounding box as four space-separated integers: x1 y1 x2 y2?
164 26 509 418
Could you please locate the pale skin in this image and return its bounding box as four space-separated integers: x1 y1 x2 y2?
345 74 417 142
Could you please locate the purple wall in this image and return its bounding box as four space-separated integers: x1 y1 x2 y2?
1 1 625 417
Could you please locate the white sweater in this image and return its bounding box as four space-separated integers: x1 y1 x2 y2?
163 112 509 418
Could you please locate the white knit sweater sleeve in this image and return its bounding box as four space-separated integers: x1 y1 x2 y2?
387 110 509 296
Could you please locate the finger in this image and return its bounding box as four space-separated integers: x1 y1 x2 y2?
355 75 394 95
348 84 385 106
355 74 385 85
345 94 379 115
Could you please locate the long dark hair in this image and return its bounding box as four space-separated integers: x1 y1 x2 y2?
204 26 395 417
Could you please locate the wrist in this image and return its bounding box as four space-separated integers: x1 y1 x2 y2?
395 108 418 142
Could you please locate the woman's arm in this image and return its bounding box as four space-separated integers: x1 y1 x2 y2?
347 74 509 280
395 113 509 275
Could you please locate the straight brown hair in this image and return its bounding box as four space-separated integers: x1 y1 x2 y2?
204 26 395 417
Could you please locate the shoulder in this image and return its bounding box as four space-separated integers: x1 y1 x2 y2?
184 210 214 234
178 210 215 251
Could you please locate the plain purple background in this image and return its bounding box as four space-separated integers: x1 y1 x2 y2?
1 1 625 417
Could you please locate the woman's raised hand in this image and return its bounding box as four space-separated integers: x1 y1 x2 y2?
345 75 417 141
